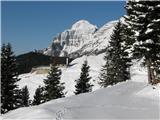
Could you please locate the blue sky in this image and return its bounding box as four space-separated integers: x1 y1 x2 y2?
2 1 125 55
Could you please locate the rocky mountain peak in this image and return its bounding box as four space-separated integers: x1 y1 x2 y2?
71 20 97 33
43 19 117 58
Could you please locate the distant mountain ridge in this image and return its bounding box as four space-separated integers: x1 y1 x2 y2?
16 52 74 74
43 20 118 58
16 52 52 74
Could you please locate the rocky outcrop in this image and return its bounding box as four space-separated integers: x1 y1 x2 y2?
43 19 117 58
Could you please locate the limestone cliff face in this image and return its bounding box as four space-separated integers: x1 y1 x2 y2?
43 19 117 58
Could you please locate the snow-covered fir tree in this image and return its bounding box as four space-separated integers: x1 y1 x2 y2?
1 43 21 114
21 86 30 107
147 1 160 80
74 60 92 95
99 21 131 87
32 86 44 105
125 0 160 84
43 64 65 102
121 19 135 57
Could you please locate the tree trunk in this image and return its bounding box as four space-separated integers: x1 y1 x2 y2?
150 67 155 84
146 59 152 84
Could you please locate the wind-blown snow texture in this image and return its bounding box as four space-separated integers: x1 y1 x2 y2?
3 53 160 119
43 20 117 58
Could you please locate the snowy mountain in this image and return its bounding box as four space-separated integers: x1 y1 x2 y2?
43 20 117 58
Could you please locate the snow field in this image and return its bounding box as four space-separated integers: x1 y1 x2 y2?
4 53 159 119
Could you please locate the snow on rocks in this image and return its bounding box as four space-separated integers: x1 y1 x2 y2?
43 19 117 58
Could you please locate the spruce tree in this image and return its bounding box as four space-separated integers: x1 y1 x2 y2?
99 22 131 87
74 60 92 95
125 1 160 83
32 86 44 105
1 43 21 114
121 19 135 57
43 64 65 102
21 86 30 107
99 48 116 87
147 1 160 81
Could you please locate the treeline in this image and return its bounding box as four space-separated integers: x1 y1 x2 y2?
16 52 74 74
16 52 52 74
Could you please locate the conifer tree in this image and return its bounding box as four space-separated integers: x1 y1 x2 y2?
125 1 160 83
75 60 92 95
32 86 44 105
121 20 135 57
1 43 21 114
21 86 30 107
43 64 65 102
99 22 131 87
147 1 160 81
99 48 116 87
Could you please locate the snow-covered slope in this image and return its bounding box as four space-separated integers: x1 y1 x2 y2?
4 79 159 119
18 73 47 100
3 52 160 119
43 20 117 58
17 52 148 100
17 53 105 99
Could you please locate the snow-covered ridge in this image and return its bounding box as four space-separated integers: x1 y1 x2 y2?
43 19 117 58
4 77 160 119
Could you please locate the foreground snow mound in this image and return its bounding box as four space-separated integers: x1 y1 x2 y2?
4 80 159 119
4 54 159 119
